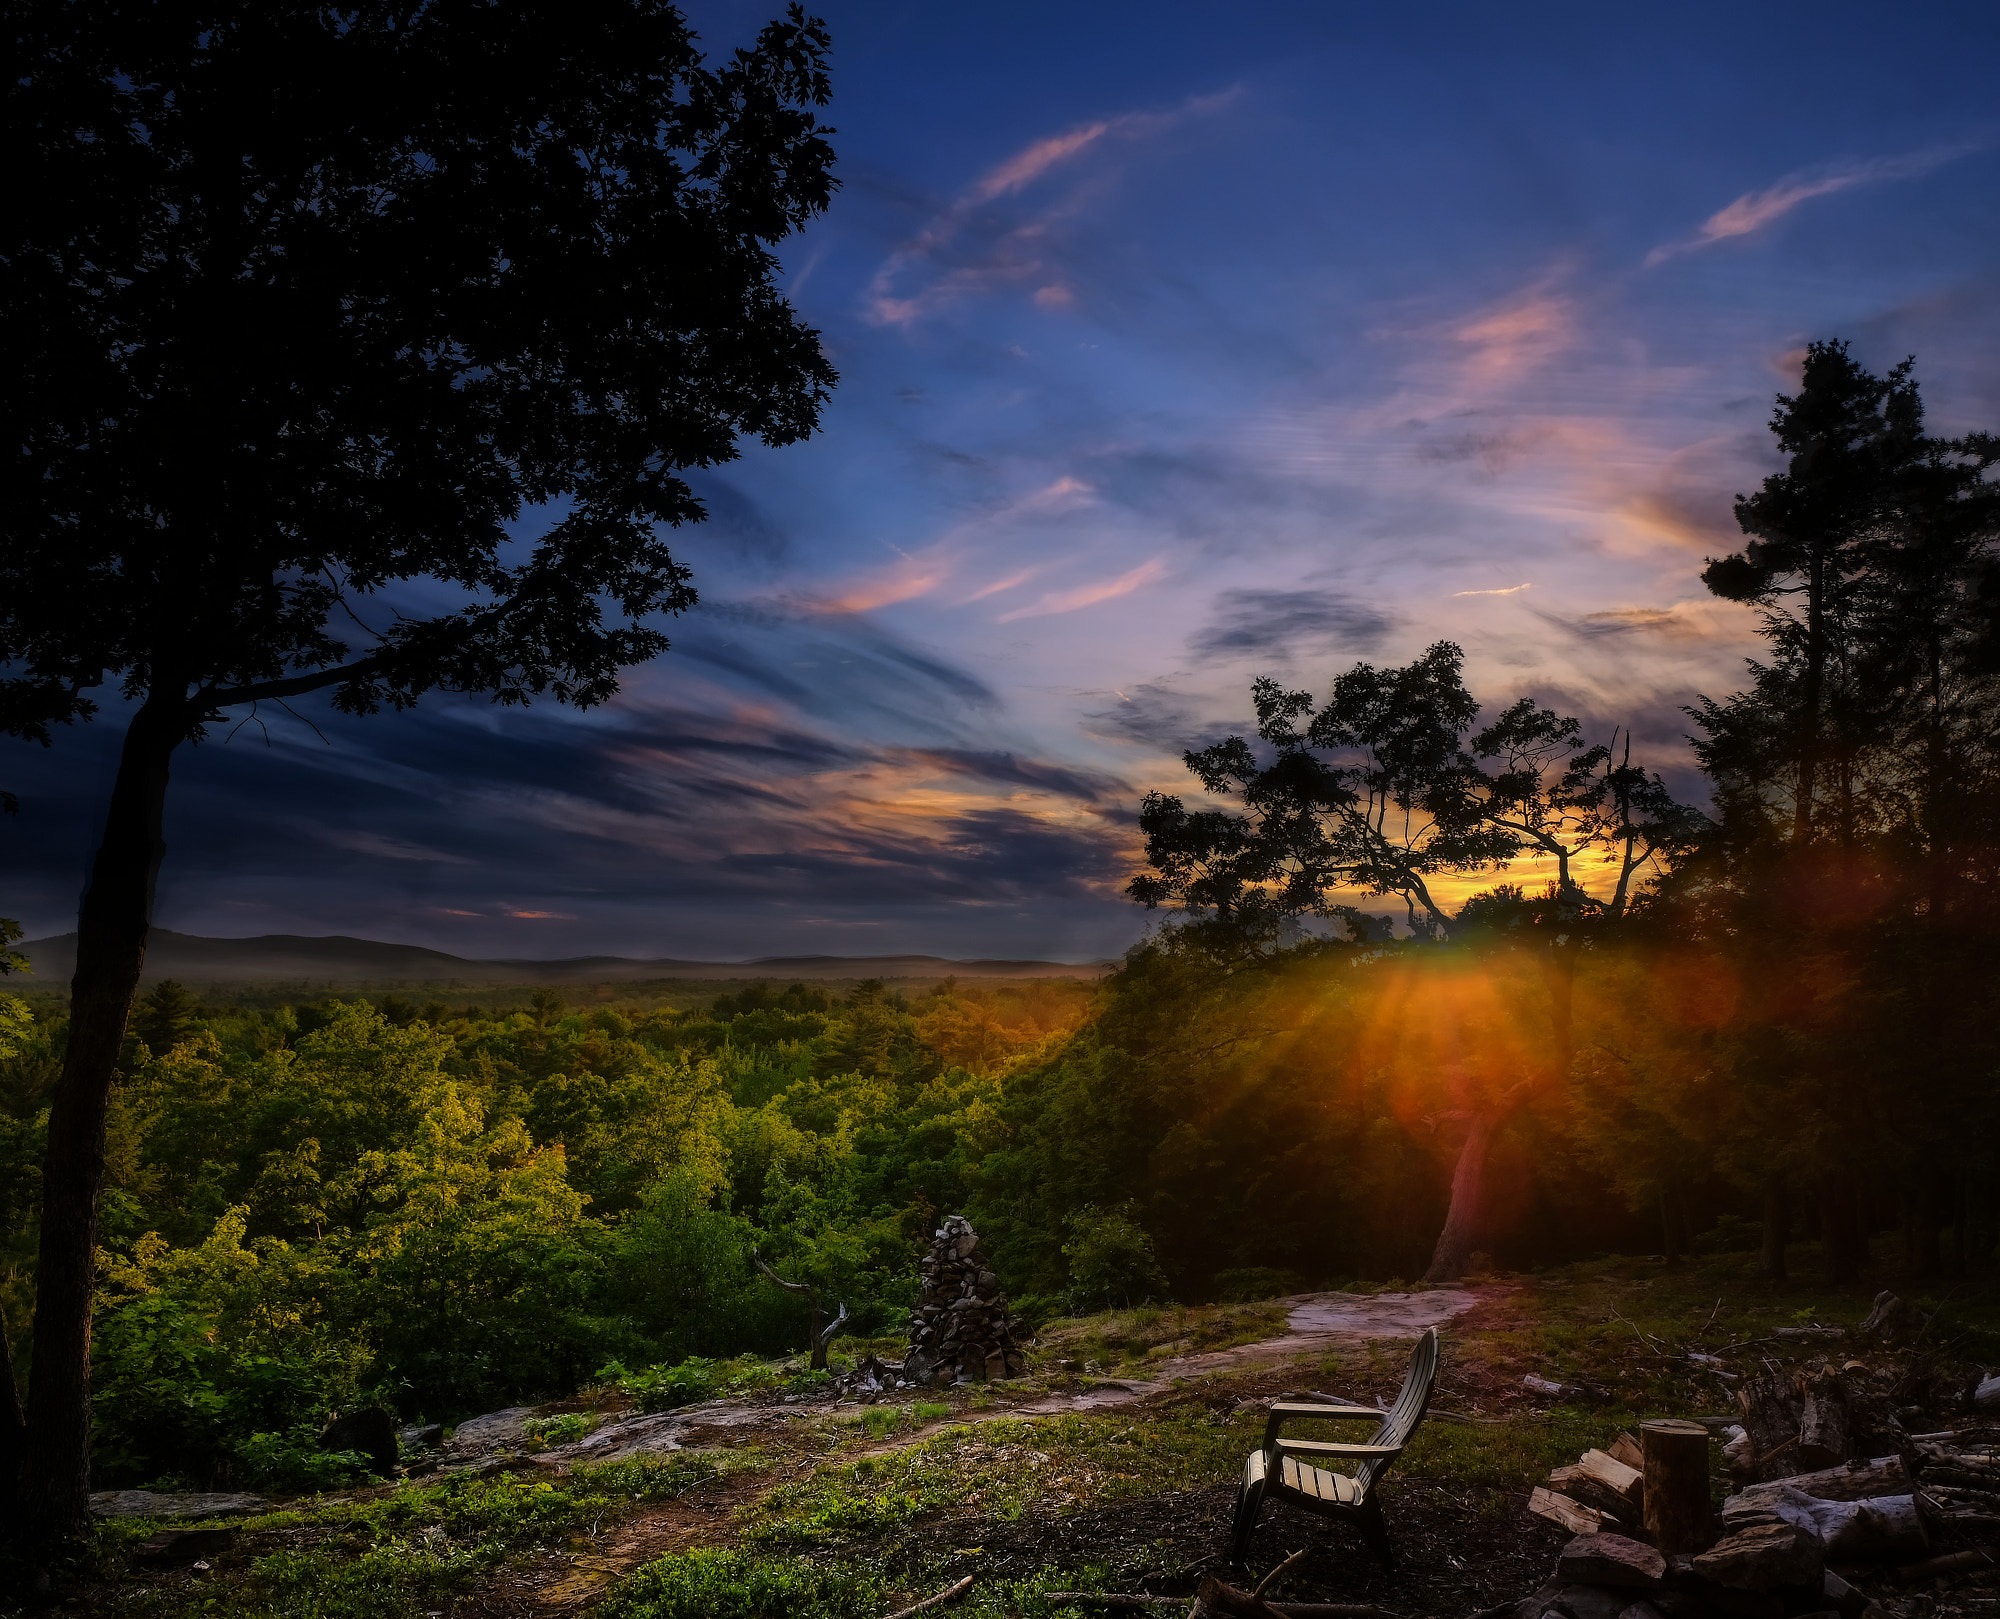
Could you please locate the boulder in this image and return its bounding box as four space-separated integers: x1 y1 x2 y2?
134 1527 237 1565
88 1490 269 1520
1691 1521 1824 1591
449 1406 533 1450
1559 1533 1668 1589
319 1405 398 1477
399 1421 445 1450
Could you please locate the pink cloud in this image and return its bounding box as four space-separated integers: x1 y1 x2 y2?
866 88 1239 328
1645 138 1984 266
997 556 1168 622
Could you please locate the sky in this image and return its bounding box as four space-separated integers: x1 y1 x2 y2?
9 0 2000 964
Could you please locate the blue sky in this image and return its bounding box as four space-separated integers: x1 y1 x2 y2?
10 0 2000 962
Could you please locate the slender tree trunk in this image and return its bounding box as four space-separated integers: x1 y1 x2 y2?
1759 1181 1788 1281
1422 1107 1505 1284
1795 552 1824 842
1818 1181 1862 1284
21 699 181 1548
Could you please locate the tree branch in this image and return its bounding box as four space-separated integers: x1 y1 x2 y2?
203 658 387 710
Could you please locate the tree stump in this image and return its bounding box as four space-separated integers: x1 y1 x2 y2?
1642 1418 1714 1555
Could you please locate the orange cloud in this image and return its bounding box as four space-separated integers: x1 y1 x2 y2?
817 548 955 614
1452 582 1532 597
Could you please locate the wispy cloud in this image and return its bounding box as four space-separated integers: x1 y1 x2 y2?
814 545 956 614
1453 582 1533 596
1646 139 1985 266
997 557 1168 622
1189 589 1394 660
866 88 1238 327
326 830 476 865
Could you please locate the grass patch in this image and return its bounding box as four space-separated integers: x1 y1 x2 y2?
748 1410 1255 1545
92 1453 762 1619
592 1551 1162 1619
1033 1300 1289 1372
595 1548 887 1619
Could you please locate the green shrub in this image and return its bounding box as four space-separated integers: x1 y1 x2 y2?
1213 1266 1306 1302
1062 1206 1167 1311
235 1427 372 1494
596 1353 776 1414
1695 1214 1761 1254
524 1412 600 1447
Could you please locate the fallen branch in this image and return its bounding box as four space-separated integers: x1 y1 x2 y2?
1891 1544 1995 1582
1043 1602 1389 1619
884 1574 974 1619
1250 1549 1308 1601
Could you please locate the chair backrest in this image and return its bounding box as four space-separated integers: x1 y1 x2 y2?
1354 1326 1439 1494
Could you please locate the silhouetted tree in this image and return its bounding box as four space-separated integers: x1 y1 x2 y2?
131 980 199 1058
1681 344 2000 1282
1130 643 1697 1280
2 0 836 1542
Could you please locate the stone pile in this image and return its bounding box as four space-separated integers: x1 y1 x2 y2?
901 1215 1027 1387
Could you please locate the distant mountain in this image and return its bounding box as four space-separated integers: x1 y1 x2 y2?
12 930 1115 986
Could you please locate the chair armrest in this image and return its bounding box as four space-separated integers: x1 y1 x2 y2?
1272 1438 1405 1458
1263 1403 1385 1445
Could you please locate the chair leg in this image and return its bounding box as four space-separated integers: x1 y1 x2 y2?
1359 1492 1396 1573
1229 1472 1267 1575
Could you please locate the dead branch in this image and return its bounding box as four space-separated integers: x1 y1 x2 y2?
883 1574 974 1619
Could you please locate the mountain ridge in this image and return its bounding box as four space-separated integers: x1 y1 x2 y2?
11 930 1116 985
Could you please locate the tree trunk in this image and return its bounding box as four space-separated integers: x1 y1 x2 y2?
20 700 181 1548
1642 1418 1715 1555
1818 1181 1863 1284
1910 1178 1942 1278
1759 1181 1788 1281
1423 1110 1499 1284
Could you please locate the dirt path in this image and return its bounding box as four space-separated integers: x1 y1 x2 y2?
536 1285 1494 1468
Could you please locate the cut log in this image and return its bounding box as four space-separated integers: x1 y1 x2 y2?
1723 1487 1929 1562
1738 1374 1806 1484
1797 1374 1854 1472
1580 1448 1647 1512
1642 1419 1714 1556
1533 1485 1613 1535
1975 1374 1999 1413
1858 1292 1919 1342
1549 1464 1638 1525
1691 1521 1824 1590
1609 1432 1646 1471
1525 1373 1610 1403
1730 1455 1912 1508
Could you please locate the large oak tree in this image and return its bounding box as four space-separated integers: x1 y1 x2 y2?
2 0 837 1541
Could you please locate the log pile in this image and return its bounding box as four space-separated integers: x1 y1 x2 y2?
1528 1431 1649 1537
1525 1425 2000 1616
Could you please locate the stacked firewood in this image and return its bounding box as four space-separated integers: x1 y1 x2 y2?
1529 1431 1648 1536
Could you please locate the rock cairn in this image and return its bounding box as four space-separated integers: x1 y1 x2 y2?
901 1215 1026 1387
